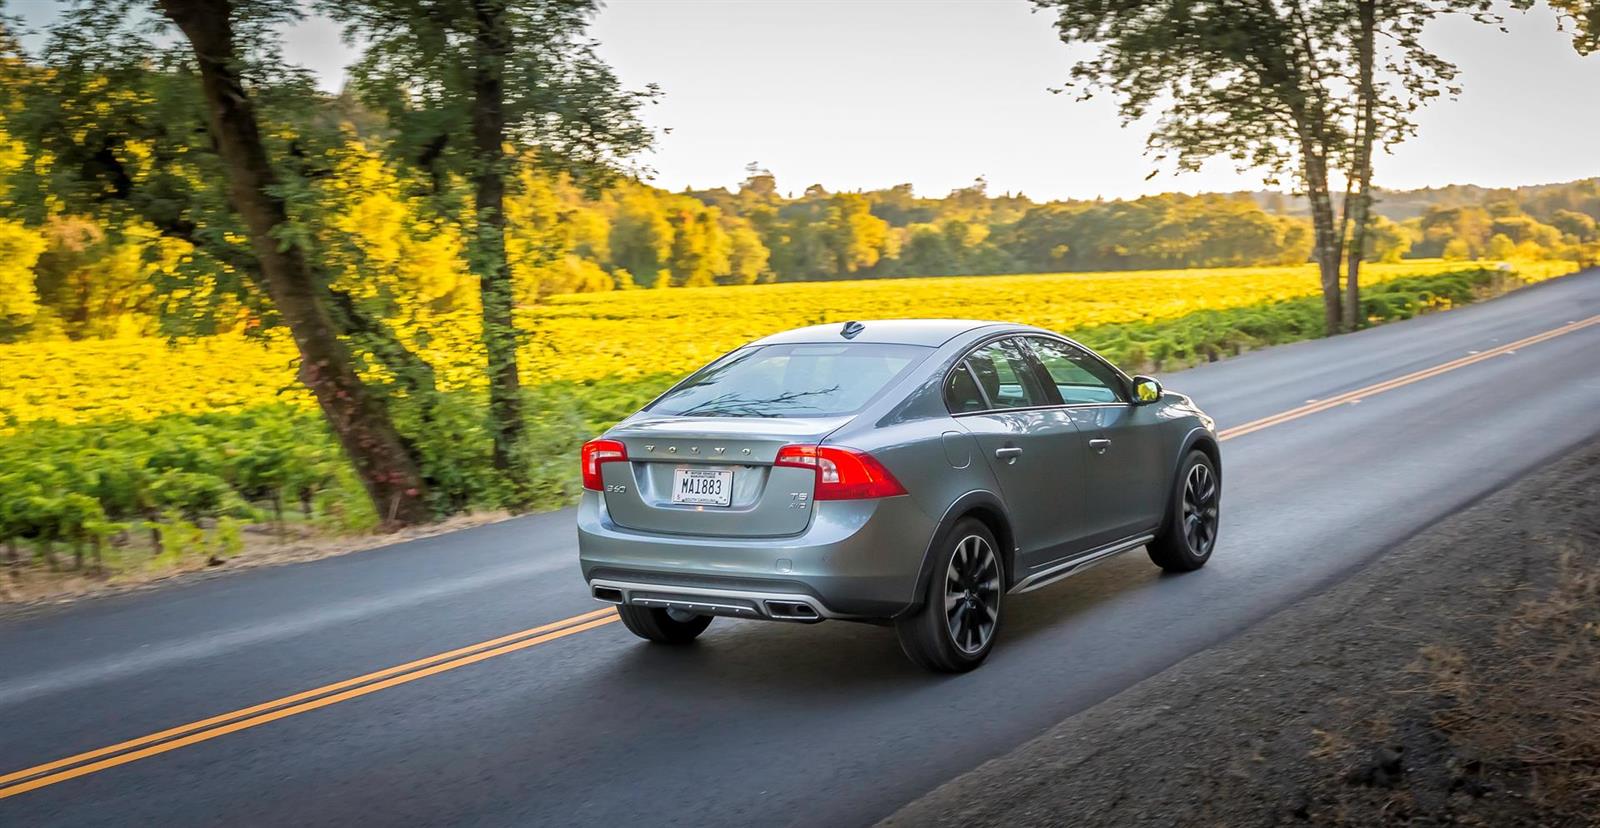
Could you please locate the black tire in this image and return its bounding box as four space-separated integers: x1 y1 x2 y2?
617 604 713 644
1148 449 1221 572
895 518 1004 673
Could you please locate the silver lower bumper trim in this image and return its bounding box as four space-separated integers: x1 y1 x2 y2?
588 578 835 623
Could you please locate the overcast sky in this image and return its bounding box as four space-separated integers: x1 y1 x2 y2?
12 0 1600 200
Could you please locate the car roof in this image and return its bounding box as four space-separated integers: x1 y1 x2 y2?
752 319 1023 347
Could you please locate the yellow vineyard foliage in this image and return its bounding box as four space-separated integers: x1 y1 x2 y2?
0 259 1577 430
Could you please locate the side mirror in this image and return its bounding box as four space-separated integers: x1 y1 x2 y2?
1131 375 1163 404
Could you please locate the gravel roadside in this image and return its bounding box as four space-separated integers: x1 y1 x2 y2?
883 439 1600 827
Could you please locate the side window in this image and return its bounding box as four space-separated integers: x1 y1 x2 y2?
961 338 1050 410
1027 337 1126 404
944 364 987 413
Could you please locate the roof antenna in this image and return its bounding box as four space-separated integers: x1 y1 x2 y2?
840 320 865 339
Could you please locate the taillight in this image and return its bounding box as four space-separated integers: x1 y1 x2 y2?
581 438 627 491
774 445 907 500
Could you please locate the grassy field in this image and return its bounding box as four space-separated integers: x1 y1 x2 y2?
0 259 1574 430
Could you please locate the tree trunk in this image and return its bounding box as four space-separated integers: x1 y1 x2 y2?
471 0 530 503
1302 147 1344 336
272 490 286 542
1344 0 1378 331
161 0 430 528
1275 0 1343 336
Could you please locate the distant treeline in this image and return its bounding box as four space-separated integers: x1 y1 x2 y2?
1247 179 1600 262
1249 179 1600 222
3 133 1598 344
678 172 1600 281
687 175 1316 279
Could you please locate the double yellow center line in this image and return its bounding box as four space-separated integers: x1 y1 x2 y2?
3 311 1598 802
1217 314 1600 440
0 609 617 800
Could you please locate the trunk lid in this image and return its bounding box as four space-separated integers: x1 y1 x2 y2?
599 415 849 537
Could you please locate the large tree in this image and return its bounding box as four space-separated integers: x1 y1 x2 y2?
1 1 434 526
1032 0 1494 335
1034 1 1351 333
324 0 654 503
157 0 431 525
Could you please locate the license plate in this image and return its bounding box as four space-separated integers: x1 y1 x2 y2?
671 468 733 507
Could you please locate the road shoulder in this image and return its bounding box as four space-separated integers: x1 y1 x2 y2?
883 438 1600 827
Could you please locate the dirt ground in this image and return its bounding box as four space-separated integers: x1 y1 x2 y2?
883 439 1600 827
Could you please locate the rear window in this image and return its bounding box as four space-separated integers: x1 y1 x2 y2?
648 343 928 418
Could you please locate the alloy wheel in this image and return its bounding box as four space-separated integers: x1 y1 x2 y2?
1182 462 1220 555
944 534 1001 654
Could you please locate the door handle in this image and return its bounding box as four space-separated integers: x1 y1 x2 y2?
994 446 1024 461
1088 438 1112 454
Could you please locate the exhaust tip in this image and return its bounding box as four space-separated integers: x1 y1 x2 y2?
764 600 821 621
592 586 624 604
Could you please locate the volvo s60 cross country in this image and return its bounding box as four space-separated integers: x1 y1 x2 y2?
577 319 1221 672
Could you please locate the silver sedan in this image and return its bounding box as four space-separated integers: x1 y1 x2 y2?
578 319 1221 672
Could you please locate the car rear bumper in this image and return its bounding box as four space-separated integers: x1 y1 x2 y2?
576 491 938 619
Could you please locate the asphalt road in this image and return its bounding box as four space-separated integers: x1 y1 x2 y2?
3 269 1599 827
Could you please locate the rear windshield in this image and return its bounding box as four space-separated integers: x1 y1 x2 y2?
648 343 928 418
